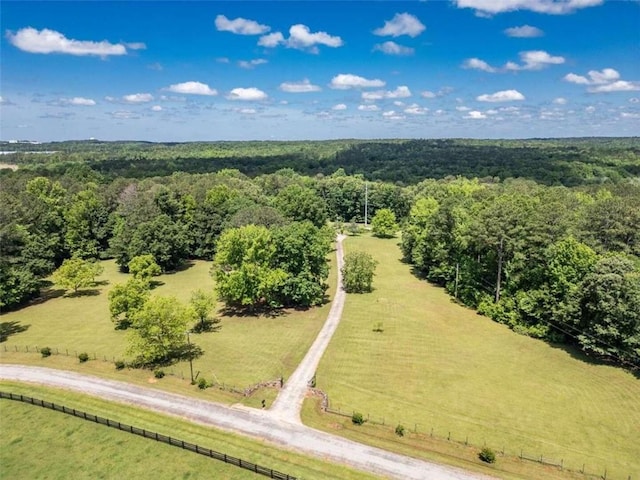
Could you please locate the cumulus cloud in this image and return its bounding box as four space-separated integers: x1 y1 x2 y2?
166 81 218 96
329 74 385 90
507 50 565 70
227 87 268 101
6 27 128 56
279 79 321 93
362 86 411 101
215 15 270 35
504 25 544 37
259 24 342 52
552 97 567 105
358 104 380 111
382 110 405 120
454 0 602 15
465 110 487 119
373 41 414 56
124 42 146 50
476 89 525 102
462 58 497 73
123 93 153 103
238 59 268 69
563 68 640 93
332 103 347 111
258 32 285 47
404 104 428 115
151 105 162 112
68 97 96 106
621 112 640 119
374 13 425 37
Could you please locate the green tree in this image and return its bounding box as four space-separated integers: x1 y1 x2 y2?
190 289 220 332
342 251 377 293
64 184 111 259
371 208 397 238
127 296 197 366
52 258 104 294
212 225 288 309
108 279 150 329
128 254 161 281
274 184 328 228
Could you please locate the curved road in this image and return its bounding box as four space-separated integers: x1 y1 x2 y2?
269 234 347 422
0 235 494 479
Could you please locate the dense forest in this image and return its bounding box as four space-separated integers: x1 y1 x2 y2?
1 138 639 369
2 137 639 185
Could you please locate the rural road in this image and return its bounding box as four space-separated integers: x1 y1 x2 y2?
269 234 347 423
0 234 494 479
0 365 493 480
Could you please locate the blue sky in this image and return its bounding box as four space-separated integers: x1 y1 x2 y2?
1 1 639 141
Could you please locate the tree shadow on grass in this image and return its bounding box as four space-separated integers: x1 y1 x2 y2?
66 289 100 298
0 321 30 342
162 260 195 275
219 306 289 320
547 340 640 378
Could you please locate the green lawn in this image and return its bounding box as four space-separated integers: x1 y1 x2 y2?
0 381 379 480
1 254 336 390
315 234 640 480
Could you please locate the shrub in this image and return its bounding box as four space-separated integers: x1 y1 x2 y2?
395 424 405 437
352 412 364 425
78 352 89 363
479 447 496 464
197 377 208 390
40 347 52 358
115 360 126 370
153 369 165 379
373 321 384 333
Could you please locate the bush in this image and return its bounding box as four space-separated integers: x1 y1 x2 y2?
372 321 384 333
479 447 496 464
78 352 89 363
153 369 165 379
197 377 208 390
114 360 126 370
40 347 52 358
352 412 364 425
395 424 405 437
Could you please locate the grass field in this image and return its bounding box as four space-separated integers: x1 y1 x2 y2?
315 234 640 480
0 254 336 390
0 381 379 480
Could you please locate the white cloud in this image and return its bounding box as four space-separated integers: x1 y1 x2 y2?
151 105 162 112
238 59 268 69
507 50 565 70
504 25 544 37
477 89 525 102
358 104 380 111
279 79 321 93
456 106 471 112
68 97 96 106
404 104 428 115
215 15 270 35
109 110 139 120
465 110 487 119
585 106 596 113
421 91 436 98
462 58 497 73
287 24 343 51
563 68 640 93
629 98 640 103
588 81 640 93
258 32 285 47
227 87 268 101
552 97 567 105
362 86 411 101
123 93 153 103
454 0 603 15
621 112 640 119
7 27 127 56
166 81 218 96
373 41 414 56
332 103 347 111
329 74 385 90
382 110 405 120
237 108 257 114
216 57 230 64
374 13 425 37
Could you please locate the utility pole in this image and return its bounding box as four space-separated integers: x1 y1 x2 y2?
364 181 368 227
186 330 194 384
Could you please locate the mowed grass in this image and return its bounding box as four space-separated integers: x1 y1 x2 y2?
1 252 337 389
316 234 640 480
0 381 380 480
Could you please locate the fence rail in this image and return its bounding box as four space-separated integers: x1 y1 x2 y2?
0 391 296 480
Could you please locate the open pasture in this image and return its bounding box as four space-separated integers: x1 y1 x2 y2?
316 235 640 479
